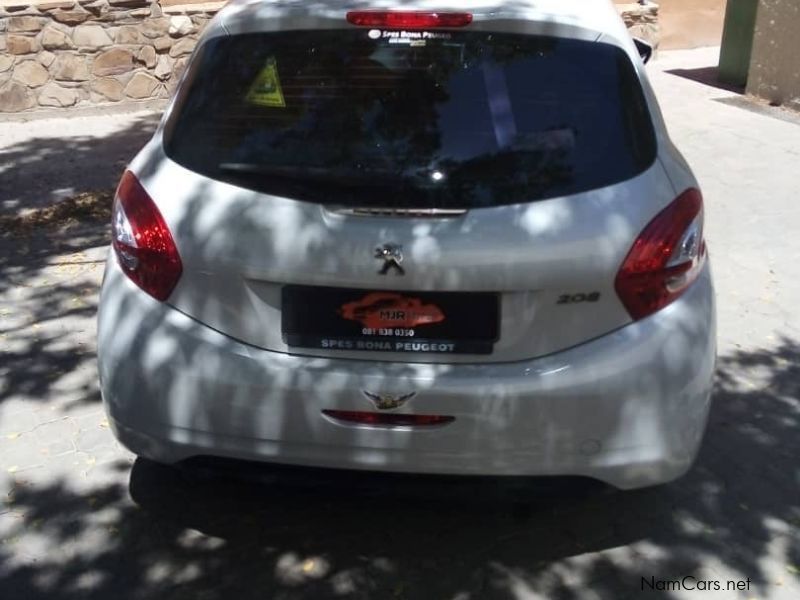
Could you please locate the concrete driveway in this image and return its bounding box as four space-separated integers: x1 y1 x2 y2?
0 47 798 600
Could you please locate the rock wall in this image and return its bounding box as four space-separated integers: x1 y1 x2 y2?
616 1 660 49
0 0 222 112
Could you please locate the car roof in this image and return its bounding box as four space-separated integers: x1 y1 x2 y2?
215 0 631 45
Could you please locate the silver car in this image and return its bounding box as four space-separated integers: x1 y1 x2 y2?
98 0 716 490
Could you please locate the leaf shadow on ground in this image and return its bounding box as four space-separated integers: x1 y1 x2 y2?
0 339 797 600
0 112 161 215
0 114 159 412
0 82 797 599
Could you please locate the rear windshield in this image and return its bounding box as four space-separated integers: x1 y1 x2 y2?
164 30 656 209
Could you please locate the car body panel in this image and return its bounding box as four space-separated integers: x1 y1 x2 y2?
98 0 717 489
130 137 679 363
98 256 716 490
132 4 696 365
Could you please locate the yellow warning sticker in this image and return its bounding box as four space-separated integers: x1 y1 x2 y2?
246 58 286 108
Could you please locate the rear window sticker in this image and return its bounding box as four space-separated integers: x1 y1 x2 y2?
247 57 286 108
370 30 452 45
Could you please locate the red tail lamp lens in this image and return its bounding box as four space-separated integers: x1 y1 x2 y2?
346 11 473 29
323 410 455 427
111 171 182 301
615 189 706 320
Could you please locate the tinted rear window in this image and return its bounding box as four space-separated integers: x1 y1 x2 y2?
164 30 656 209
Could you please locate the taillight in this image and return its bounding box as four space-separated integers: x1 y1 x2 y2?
346 11 473 29
111 171 182 301
322 410 455 428
615 189 706 321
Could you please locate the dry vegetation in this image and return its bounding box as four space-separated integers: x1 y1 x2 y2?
0 191 113 237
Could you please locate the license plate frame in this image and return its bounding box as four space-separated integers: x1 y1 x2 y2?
282 286 500 355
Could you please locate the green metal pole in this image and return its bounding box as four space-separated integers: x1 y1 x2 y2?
719 0 760 87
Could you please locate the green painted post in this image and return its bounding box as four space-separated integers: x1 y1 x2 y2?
718 0 760 87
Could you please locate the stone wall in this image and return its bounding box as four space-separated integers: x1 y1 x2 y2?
616 1 660 49
0 0 222 112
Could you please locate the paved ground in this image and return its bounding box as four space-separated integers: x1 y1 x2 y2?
0 47 798 600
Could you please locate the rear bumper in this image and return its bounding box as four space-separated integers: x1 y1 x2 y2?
98 257 716 490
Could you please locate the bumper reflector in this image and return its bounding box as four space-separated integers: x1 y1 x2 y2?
323 410 455 427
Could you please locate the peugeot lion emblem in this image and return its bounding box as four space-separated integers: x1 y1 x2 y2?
363 390 416 411
375 244 405 276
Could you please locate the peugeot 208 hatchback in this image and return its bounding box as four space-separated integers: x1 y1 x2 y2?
98 0 716 490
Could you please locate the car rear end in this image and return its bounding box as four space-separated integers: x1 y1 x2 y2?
97 1 716 490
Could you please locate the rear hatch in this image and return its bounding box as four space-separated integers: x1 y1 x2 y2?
144 23 673 364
